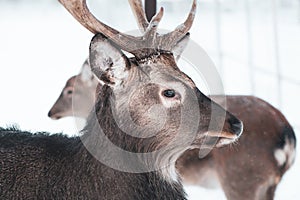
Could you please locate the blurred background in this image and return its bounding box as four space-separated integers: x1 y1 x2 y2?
0 0 299 199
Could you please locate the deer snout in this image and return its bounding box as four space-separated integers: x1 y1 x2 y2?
48 110 62 120
48 110 52 118
214 114 243 147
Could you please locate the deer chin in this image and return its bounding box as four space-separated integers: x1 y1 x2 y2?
209 131 241 148
49 113 63 120
215 137 238 148
191 131 241 149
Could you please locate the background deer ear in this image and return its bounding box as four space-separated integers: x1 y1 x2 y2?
89 33 130 86
172 33 190 61
79 58 96 85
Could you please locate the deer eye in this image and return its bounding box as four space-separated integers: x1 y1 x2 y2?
162 89 176 98
67 90 73 95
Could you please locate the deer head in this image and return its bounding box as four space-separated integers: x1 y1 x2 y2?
59 0 243 176
48 59 98 119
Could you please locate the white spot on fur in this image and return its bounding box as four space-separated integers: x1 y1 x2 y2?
274 149 286 166
274 136 296 167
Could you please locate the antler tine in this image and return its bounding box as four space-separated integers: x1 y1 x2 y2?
59 0 141 52
175 0 197 35
128 0 149 32
144 7 164 42
162 0 197 47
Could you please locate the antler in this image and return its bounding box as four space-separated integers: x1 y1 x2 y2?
161 0 197 46
59 0 197 60
129 0 196 40
58 0 142 52
128 0 149 32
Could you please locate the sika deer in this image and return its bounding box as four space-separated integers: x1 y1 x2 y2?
49 61 296 200
48 59 97 119
0 0 243 199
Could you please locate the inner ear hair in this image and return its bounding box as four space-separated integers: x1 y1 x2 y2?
89 33 131 86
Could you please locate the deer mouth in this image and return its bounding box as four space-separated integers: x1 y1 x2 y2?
214 134 240 148
212 118 244 148
52 115 62 120
191 128 243 149
48 111 63 120
208 126 243 148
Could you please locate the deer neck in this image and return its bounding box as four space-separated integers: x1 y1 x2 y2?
79 85 187 199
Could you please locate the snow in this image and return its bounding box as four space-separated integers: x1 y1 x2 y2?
0 0 299 199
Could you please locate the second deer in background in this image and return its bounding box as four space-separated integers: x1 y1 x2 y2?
48 59 97 120
49 59 296 200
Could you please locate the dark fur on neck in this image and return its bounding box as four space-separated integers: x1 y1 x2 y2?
0 85 186 199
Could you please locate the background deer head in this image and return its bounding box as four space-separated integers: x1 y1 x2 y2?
48 59 98 119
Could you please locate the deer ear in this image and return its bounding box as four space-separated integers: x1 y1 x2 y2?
79 59 93 82
89 33 130 86
172 33 190 61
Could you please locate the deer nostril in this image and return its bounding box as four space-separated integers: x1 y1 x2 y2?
48 111 52 117
227 115 243 137
230 120 243 137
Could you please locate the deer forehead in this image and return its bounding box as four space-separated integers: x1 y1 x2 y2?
66 76 77 87
129 54 196 89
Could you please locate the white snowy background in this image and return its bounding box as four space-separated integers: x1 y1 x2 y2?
0 0 299 199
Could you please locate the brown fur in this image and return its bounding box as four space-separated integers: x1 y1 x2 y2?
176 96 296 200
